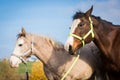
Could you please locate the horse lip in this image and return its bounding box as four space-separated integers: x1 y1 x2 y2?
10 65 17 68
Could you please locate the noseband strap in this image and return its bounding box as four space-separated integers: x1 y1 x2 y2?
70 17 94 47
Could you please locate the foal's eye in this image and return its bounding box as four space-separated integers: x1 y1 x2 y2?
18 44 23 47
78 22 84 27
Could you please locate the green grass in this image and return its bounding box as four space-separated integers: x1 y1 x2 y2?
17 61 33 74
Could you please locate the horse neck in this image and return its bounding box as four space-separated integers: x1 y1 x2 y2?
32 34 56 63
93 18 115 56
31 34 73 75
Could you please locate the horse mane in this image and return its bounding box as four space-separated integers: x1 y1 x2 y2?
30 34 64 50
73 11 101 20
73 11 85 19
73 11 113 25
40 35 64 49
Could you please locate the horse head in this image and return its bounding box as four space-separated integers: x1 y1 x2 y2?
9 28 34 67
65 6 95 54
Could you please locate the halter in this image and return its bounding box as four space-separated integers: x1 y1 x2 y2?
11 37 34 64
70 17 94 47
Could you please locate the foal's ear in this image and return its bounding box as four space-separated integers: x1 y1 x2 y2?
85 5 93 17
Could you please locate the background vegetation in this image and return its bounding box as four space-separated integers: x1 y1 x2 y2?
30 61 47 80
0 59 47 80
0 59 21 80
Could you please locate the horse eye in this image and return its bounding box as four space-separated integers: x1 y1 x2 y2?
78 22 84 27
18 44 23 47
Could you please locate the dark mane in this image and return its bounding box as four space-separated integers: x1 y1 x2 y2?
73 11 101 20
73 11 85 20
73 11 113 25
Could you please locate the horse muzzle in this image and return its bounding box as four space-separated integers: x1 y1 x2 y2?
64 44 77 55
9 55 22 68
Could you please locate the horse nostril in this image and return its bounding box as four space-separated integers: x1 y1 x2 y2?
69 45 72 51
69 45 74 55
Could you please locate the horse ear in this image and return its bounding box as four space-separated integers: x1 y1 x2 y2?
85 5 93 17
21 27 26 37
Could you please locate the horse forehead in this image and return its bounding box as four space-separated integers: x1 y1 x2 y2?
17 38 24 44
71 19 81 33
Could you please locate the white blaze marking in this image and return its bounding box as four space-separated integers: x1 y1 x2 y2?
65 19 81 51
71 19 81 33
64 36 74 51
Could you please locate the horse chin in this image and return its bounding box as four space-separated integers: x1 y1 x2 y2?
11 64 19 68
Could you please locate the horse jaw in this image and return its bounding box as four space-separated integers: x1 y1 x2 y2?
9 56 22 68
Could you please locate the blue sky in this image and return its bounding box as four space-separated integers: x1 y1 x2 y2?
0 0 120 59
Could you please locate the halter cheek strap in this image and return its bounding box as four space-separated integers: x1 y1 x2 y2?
70 17 94 47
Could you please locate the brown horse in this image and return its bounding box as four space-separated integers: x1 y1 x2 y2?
9 28 106 80
65 6 120 79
